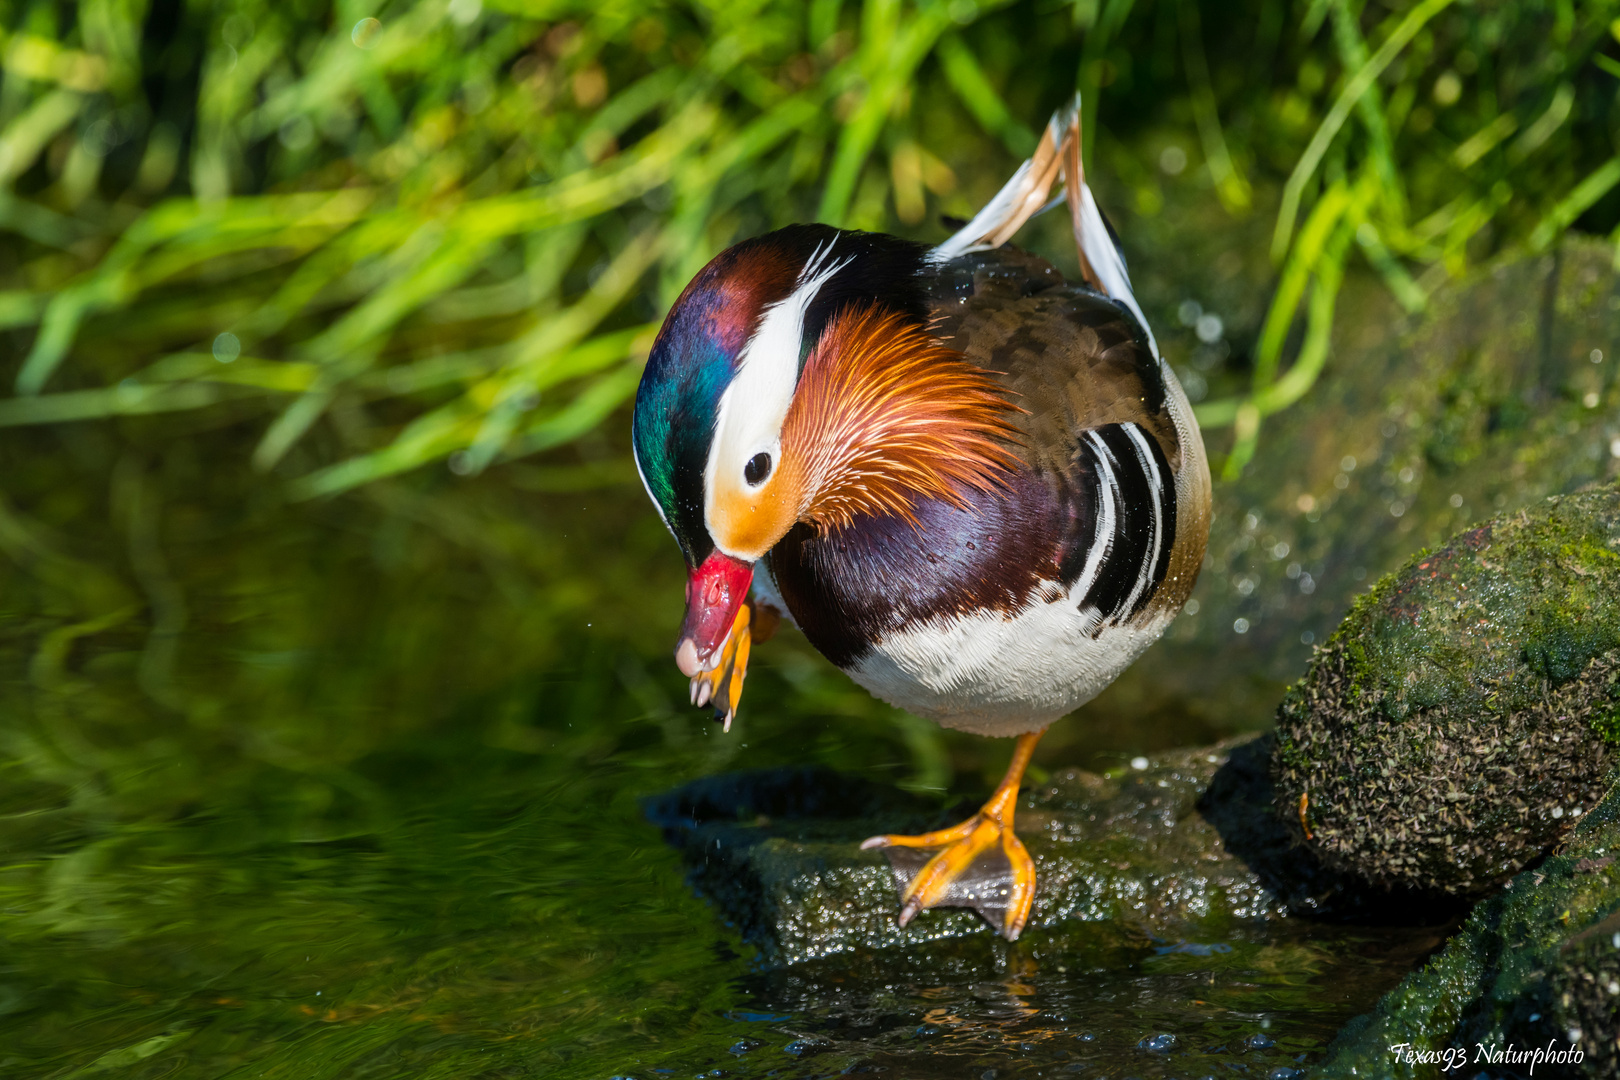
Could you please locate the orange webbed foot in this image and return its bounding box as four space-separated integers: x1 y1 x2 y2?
861 785 1036 940
689 600 780 730
860 729 1045 940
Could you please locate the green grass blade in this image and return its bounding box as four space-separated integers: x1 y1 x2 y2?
1272 0 1456 263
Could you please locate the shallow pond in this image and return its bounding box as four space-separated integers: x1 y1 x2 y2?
0 431 1449 1079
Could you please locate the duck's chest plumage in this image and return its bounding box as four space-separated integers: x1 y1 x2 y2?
758 247 1210 736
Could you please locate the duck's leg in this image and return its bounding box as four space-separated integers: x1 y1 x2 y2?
861 728 1045 941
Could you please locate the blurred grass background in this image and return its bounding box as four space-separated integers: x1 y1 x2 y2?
3 0 1619 489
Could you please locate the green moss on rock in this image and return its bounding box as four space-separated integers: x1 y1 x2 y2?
1273 488 1620 894
1315 780 1620 1079
644 739 1411 965
1549 917 1620 1076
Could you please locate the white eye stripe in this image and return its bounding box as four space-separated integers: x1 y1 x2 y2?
703 237 852 550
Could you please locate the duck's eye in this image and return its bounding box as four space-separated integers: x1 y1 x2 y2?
744 452 772 486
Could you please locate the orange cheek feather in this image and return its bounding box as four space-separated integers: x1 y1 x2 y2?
781 305 1021 531
710 304 1019 559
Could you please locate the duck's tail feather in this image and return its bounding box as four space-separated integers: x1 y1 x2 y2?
931 92 1159 359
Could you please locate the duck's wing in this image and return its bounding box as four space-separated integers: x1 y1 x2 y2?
929 93 1159 361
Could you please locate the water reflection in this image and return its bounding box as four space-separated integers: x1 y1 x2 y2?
695 919 1449 1079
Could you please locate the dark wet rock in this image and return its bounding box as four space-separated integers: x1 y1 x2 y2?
645 742 1439 965
1272 488 1620 894
1197 734 1461 922
1314 782 1620 1079
647 751 1257 965
1550 913 1620 1076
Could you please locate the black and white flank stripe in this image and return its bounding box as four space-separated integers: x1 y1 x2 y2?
1070 422 1176 629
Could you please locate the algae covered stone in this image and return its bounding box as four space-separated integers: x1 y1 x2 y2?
1550 910 1620 1076
645 744 1303 965
1314 784 1620 1079
1273 487 1620 894
646 738 1443 965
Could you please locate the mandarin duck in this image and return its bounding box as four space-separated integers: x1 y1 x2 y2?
631 96 1211 941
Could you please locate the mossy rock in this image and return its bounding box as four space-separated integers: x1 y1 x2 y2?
645 749 1288 965
645 738 1439 966
1315 782 1620 1079
1550 914 1620 1075
1273 487 1620 894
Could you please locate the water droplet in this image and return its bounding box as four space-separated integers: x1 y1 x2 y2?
212 332 241 363
1131 756 1150 771
783 1038 831 1058
351 17 382 48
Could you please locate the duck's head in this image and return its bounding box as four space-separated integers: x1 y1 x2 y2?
632 224 1019 677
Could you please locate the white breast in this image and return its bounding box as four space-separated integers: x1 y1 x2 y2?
846 593 1176 737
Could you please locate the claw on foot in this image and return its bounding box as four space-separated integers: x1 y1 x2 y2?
861 729 1045 940
689 601 778 730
